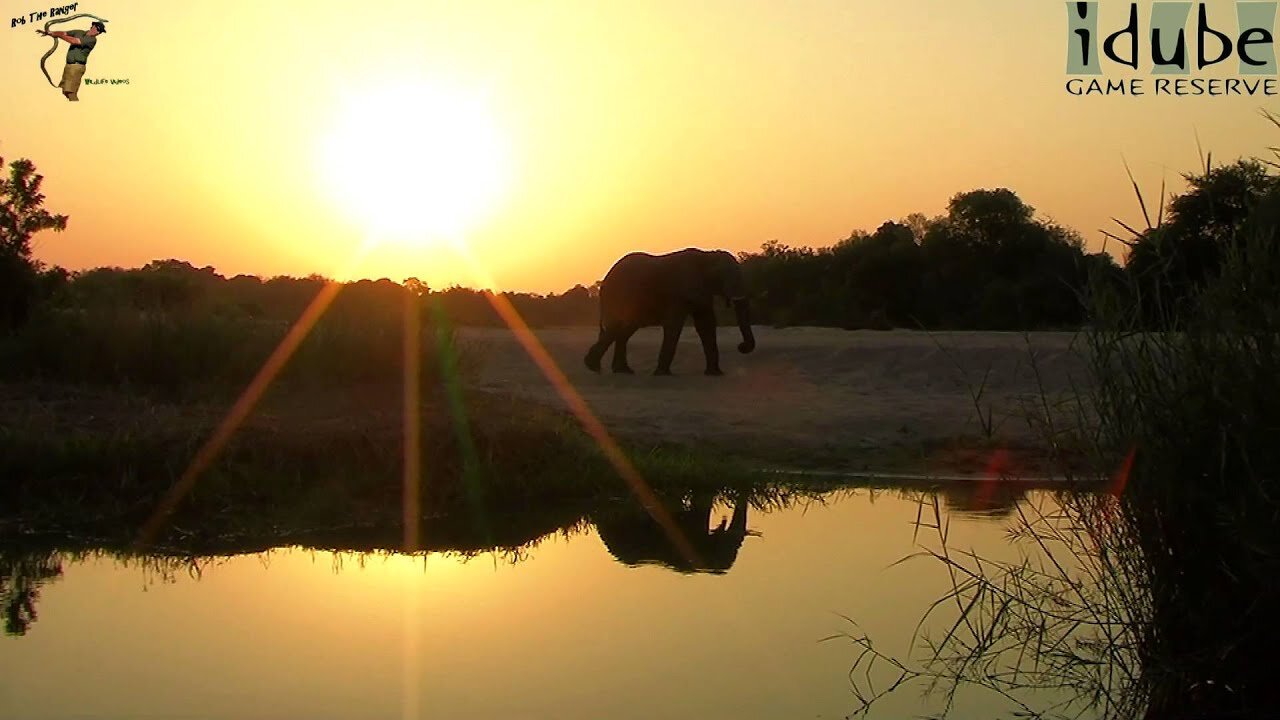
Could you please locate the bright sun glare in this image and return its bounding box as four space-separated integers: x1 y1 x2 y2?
318 81 512 247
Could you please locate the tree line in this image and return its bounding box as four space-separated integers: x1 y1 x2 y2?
3 152 1274 334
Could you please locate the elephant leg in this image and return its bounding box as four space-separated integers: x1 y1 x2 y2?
728 492 749 534
692 308 722 376
612 327 637 374
655 313 686 375
689 490 716 530
584 327 615 373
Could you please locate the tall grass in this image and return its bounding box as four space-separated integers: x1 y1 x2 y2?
1079 192 1280 717
0 305 469 397
837 179 1280 718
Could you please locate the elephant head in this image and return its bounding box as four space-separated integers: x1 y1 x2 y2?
702 251 756 355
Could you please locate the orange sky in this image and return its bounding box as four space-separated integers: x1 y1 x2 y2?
3 0 1278 293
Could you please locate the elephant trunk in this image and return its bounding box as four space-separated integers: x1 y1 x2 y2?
733 299 755 354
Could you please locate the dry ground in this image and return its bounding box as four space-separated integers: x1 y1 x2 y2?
461 326 1096 470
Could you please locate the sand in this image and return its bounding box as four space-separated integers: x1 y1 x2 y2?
461 326 1095 470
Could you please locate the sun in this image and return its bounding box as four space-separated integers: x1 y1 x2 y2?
316 80 513 247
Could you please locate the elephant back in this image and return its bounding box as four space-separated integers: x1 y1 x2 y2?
598 252 677 325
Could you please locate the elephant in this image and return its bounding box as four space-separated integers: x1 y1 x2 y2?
584 248 756 376
593 490 751 575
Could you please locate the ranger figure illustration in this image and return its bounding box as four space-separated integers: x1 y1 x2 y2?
37 18 107 102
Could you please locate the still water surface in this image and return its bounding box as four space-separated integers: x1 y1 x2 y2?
2 487 1079 719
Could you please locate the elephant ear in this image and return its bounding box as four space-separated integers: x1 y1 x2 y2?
717 252 748 301
672 250 745 305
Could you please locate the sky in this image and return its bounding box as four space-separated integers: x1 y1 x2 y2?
2 0 1278 293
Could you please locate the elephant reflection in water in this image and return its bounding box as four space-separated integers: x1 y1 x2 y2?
594 491 751 574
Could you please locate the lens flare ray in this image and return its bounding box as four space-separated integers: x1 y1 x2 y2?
134 241 378 549
429 297 492 544
133 280 347 549
403 288 422 553
449 246 705 571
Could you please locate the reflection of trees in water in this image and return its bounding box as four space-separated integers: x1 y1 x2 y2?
0 548 215 637
1 483 1037 644
0 511 602 638
1 550 63 636
318 519 597 572
593 490 752 575
938 482 1029 518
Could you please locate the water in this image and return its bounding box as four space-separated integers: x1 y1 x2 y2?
1 487 1082 719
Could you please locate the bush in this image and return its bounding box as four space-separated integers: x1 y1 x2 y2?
0 289 469 398
0 156 68 333
841 154 1280 720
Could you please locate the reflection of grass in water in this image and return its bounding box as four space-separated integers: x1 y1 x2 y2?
0 483 858 637
829 492 1144 719
2 482 841 561
1 547 209 638
837 166 1280 717
2 481 1099 644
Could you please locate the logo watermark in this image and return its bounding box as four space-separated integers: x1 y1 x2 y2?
1065 2 1278 96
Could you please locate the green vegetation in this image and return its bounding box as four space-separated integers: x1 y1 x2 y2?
0 149 1114 554
1075 174 1280 718
2 276 458 397
740 191 1116 330
836 148 1280 718
2 187 1113 335
0 381 759 543
0 154 68 333
4 154 1270 344
0 154 754 553
5 133 1280 717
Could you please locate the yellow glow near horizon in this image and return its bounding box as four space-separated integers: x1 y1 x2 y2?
7 1 1280 292
316 80 512 247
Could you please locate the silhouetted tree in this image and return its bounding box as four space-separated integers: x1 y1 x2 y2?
1126 159 1279 326
0 156 68 332
739 189 1093 330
